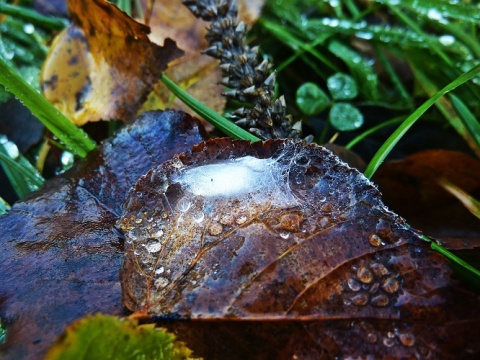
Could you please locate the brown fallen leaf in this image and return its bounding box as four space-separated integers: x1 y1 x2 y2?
119 139 480 358
0 111 205 359
41 0 183 125
373 149 480 248
141 0 266 131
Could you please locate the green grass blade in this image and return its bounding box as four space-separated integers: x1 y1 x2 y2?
0 196 10 215
364 64 480 179
0 57 96 158
259 18 340 73
0 2 68 30
410 63 480 157
449 94 480 149
376 0 480 25
0 138 44 198
345 116 405 150
161 74 261 142
420 235 480 290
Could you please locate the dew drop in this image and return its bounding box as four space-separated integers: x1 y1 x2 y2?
145 240 162 253
357 267 373 284
135 218 143 224
383 337 395 347
177 198 191 212
128 229 138 241
155 266 165 275
347 279 361 292
369 234 384 247
23 23 35 34
3 141 19 159
208 222 223 236
236 215 248 225
279 231 290 239
193 211 205 223
439 34 455 46
154 277 169 289
371 294 389 307
398 333 415 347
382 276 399 294
367 333 377 343
351 293 368 306
220 214 235 225
370 263 389 277
154 229 164 238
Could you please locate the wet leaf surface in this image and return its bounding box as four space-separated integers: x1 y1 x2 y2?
41 0 183 125
0 110 205 359
120 139 480 359
374 149 480 248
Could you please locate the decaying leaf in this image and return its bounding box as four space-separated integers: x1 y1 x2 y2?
0 111 205 359
141 0 266 130
119 139 480 358
41 0 183 125
45 314 195 360
374 150 480 247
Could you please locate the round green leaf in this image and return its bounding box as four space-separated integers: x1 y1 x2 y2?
329 103 364 131
296 82 330 115
45 314 195 360
327 73 358 100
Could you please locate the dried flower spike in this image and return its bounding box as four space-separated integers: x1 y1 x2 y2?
182 0 307 140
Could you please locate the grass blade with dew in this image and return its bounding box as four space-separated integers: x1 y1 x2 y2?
410 63 480 157
0 57 96 158
0 138 44 198
364 64 480 179
161 74 260 142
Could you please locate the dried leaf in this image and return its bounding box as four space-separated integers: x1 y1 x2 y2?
0 111 205 359
45 314 195 360
374 150 480 247
41 0 183 125
141 0 266 130
119 139 480 358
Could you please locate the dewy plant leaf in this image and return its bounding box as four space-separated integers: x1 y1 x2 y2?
45 314 195 360
119 138 480 359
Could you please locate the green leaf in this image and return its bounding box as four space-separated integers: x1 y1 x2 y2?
327 73 358 100
328 41 378 100
0 57 96 158
329 102 364 131
296 82 330 115
45 314 196 360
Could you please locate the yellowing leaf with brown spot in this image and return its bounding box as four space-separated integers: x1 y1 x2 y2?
41 0 183 125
